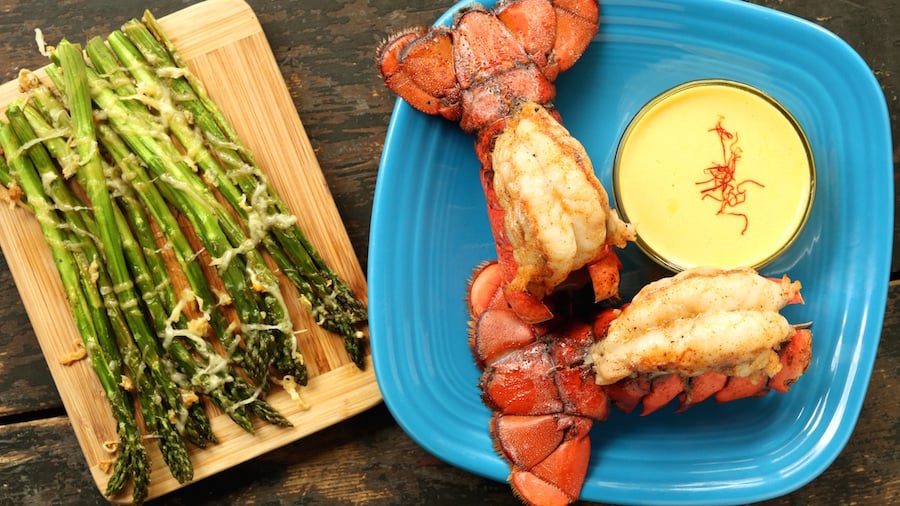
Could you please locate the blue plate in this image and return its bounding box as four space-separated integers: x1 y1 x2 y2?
369 1 892 504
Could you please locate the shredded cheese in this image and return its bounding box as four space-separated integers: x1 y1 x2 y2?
17 69 41 94
209 183 297 270
155 66 190 79
274 374 310 411
97 459 115 474
4 181 24 206
212 287 233 307
58 338 87 365
34 28 51 57
102 440 119 453
188 316 209 338
226 383 263 413
88 259 100 284
11 128 68 165
180 390 200 408
118 375 134 392
161 290 237 394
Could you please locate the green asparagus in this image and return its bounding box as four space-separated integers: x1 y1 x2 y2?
55 40 211 455
133 13 368 366
6 102 200 481
0 10 368 498
0 121 151 503
24 82 290 431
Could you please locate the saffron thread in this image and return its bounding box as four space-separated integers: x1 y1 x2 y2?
696 119 764 235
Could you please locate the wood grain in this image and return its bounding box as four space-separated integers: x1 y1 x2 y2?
0 0 380 502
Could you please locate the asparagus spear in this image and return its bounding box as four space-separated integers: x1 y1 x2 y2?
136 13 367 323
107 159 291 430
0 151 13 189
6 102 203 482
81 45 301 383
102 132 291 430
0 14 344 497
26 81 241 362
54 40 211 465
12 100 218 443
0 121 150 503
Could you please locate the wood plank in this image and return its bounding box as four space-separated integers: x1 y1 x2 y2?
0 253 61 417
0 416 105 503
0 0 380 502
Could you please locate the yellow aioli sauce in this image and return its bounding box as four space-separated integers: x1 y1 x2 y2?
614 80 814 271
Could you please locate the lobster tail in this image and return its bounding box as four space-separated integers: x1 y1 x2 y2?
376 27 461 121
468 261 812 505
378 1 629 326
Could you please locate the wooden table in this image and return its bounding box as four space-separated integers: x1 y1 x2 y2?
0 0 896 504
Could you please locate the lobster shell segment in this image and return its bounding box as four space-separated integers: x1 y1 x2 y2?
376 27 461 121
499 413 594 506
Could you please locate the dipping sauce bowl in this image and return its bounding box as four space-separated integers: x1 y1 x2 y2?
613 80 815 271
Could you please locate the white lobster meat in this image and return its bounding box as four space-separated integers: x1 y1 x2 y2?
590 267 804 385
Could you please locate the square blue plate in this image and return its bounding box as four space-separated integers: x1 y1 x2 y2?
369 1 892 504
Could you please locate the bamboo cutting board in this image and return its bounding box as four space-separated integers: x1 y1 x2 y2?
0 0 380 502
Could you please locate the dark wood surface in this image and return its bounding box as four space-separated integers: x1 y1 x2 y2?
0 0 896 504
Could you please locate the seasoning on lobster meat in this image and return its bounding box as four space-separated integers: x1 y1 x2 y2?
377 0 630 324
491 103 634 305
468 261 812 506
591 266 805 385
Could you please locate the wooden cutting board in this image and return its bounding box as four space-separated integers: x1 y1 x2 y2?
0 0 380 502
